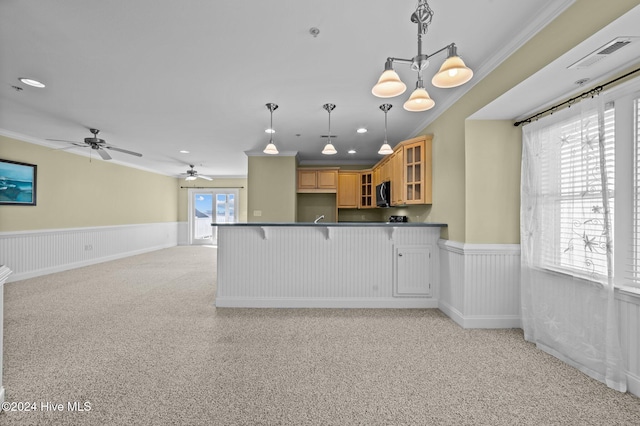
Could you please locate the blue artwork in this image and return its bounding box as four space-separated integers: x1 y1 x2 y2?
0 159 37 205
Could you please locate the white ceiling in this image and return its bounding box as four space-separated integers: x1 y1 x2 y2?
3 0 634 179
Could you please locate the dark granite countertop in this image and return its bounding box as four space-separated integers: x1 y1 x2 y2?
213 222 447 227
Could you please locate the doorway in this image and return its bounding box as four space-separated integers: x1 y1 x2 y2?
188 188 238 245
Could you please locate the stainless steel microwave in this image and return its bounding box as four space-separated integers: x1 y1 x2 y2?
376 181 390 208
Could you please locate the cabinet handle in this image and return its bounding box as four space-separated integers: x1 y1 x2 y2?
398 253 403 257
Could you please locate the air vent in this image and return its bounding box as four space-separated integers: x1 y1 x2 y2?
568 37 638 69
320 135 338 138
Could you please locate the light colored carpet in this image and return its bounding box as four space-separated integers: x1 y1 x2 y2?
1 246 639 425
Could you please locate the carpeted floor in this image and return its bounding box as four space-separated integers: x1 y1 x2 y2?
1 246 639 425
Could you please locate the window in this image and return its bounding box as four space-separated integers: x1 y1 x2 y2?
632 98 640 286
527 82 640 288
537 104 615 280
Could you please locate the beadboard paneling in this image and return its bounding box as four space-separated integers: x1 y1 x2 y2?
216 226 440 308
0 265 10 405
617 290 640 396
438 240 521 328
0 223 178 282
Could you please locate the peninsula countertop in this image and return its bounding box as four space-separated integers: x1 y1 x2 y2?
212 222 447 227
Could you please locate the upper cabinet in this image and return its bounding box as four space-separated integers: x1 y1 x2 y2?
297 168 339 193
359 170 374 209
372 135 432 206
337 171 359 208
403 136 431 204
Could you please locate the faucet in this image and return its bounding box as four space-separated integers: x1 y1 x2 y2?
314 214 325 223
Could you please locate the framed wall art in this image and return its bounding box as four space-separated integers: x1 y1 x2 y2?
0 159 37 206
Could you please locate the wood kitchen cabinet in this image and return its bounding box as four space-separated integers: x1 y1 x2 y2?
403 136 431 204
337 171 359 208
297 168 339 193
359 170 373 208
370 135 432 206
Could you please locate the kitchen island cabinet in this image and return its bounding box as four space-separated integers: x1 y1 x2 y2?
214 222 445 308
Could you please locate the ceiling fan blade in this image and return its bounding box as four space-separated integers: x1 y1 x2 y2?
198 175 213 181
54 145 86 151
47 138 81 144
97 148 112 160
105 146 143 157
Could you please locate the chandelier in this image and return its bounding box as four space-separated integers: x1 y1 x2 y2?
371 0 473 112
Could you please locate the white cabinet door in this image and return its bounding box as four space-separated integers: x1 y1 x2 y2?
394 245 431 297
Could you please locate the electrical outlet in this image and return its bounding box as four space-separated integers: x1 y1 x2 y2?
84 245 93 251
253 210 262 217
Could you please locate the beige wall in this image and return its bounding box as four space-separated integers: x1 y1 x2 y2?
177 178 248 223
419 0 639 243
465 120 522 244
0 135 178 232
247 155 297 222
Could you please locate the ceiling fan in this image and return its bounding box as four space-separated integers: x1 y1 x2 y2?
182 165 212 181
48 128 143 160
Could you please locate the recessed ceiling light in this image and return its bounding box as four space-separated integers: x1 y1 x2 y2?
179 150 190 154
19 78 45 88
265 128 275 134
356 128 367 133
348 149 356 154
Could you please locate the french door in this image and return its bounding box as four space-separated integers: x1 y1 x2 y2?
188 188 238 245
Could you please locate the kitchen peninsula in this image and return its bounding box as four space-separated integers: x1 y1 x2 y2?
215 222 446 308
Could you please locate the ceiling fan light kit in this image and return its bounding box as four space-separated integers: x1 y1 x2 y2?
184 165 212 181
372 0 473 111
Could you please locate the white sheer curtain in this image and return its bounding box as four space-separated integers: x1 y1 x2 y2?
521 94 626 392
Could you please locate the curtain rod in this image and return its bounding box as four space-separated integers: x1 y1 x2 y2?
180 186 245 189
513 67 640 127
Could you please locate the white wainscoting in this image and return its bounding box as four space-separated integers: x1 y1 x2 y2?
0 223 178 283
617 289 640 396
0 265 11 406
438 240 521 328
216 225 441 308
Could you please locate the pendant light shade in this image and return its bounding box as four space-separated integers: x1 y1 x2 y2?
322 142 337 155
403 86 435 112
431 46 473 88
378 104 394 155
263 103 279 155
322 103 337 155
372 62 407 98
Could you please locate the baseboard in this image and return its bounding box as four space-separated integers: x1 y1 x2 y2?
439 300 521 328
628 370 640 397
215 297 439 309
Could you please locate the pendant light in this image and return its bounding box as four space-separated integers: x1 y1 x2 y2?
263 103 279 155
322 103 337 155
371 0 473 112
378 104 394 155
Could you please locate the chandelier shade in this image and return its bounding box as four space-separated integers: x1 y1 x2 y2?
371 66 407 98
403 87 435 112
432 52 474 88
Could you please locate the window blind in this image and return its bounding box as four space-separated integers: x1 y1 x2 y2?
538 105 615 280
630 98 640 285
